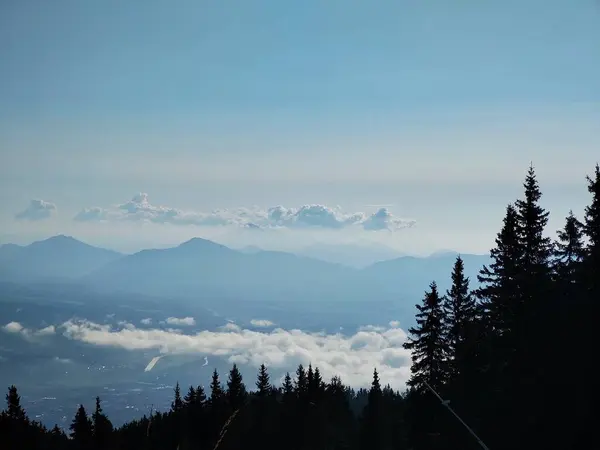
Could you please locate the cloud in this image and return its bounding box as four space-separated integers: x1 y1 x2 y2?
2 321 56 339
140 318 152 325
250 319 274 328
165 317 196 326
73 193 415 232
15 199 57 221
8 319 411 390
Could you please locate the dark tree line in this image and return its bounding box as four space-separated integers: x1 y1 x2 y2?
1 164 597 449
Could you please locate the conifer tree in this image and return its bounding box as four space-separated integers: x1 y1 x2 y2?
282 372 294 402
583 164 600 288
171 382 183 412
183 385 197 405
70 404 93 449
92 396 113 450
442 255 476 378
294 364 308 398
403 281 447 391
5 385 26 421
359 369 383 450
256 363 271 397
210 369 224 404
476 204 522 338
226 364 247 410
553 211 585 283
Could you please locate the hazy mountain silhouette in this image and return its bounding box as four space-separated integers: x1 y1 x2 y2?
0 235 123 282
1 235 490 303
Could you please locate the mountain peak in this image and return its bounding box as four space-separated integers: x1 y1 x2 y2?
177 237 231 252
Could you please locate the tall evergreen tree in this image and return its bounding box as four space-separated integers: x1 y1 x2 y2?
359 369 383 450
442 255 476 378
92 396 113 450
226 364 247 411
282 372 294 402
553 210 585 282
403 281 447 391
70 404 93 449
294 364 308 399
476 204 522 339
183 385 197 405
5 385 26 421
210 369 224 403
171 382 183 412
256 364 271 397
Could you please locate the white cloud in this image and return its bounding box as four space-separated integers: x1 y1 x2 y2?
14 319 411 390
250 319 275 328
165 317 196 326
2 321 56 339
73 193 415 232
15 199 57 221
140 318 153 325
3 322 24 333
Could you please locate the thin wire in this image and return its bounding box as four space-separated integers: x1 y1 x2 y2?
423 380 491 450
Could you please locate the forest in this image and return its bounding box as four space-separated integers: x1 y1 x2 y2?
1 164 598 450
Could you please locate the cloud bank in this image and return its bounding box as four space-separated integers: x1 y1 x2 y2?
15 199 57 221
3 319 412 389
73 193 415 232
250 319 275 328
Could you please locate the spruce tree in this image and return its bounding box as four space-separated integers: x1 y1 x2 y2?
183 385 197 405
210 369 224 403
553 211 585 283
92 396 113 450
294 364 308 399
171 382 183 412
70 404 93 449
403 281 447 391
5 385 26 421
442 255 476 378
359 369 383 450
256 364 271 397
226 364 247 411
282 372 294 403
476 204 522 339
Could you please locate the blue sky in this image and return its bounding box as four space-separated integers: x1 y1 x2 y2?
1 0 599 254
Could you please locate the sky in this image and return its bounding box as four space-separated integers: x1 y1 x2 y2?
1 0 599 255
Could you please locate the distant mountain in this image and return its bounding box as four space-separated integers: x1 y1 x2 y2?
363 252 491 299
84 238 359 302
0 235 491 307
0 235 123 282
295 242 404 268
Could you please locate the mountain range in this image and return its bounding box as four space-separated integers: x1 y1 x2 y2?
0 235 491 304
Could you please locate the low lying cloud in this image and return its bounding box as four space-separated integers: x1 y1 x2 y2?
4 319 412 390
2 322 56 339
140 318 153 325
250 319 275 328
73 193 415 232
15 199 57 221
165 317 196 326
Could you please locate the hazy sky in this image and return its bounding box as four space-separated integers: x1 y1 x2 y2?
1 0 599 254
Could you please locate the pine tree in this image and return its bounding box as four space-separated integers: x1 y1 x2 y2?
195 385 207 406
583 164 600 289
171 382 183 412
5 385 26 421
515 164 553 279
554 211 585 283
294 364 307 399
256 364 271 397
70 404 93 449
92 396 113 450
226 364 247 411
183 385 197 405
476 204 522 338
210 369 224 403
282 372 294 403
359 369 383 450
442 255 476 378
403 281 447 391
